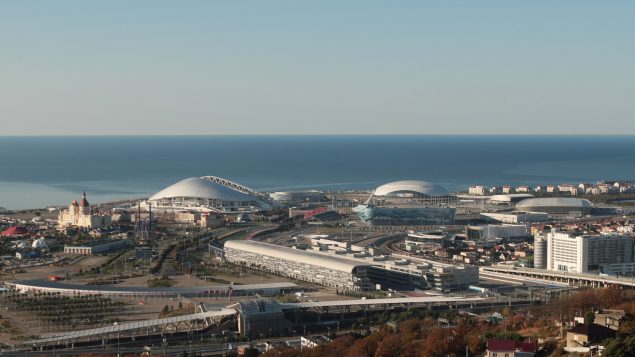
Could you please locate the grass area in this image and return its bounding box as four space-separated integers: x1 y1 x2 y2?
147 277 175 288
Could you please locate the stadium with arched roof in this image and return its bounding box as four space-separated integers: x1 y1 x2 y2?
356 180 456 226
146 176 276 213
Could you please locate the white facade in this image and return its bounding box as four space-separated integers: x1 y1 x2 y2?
468 186 487 195
58 193 111 228
147 176 274 213
467 224 528 240
480 212 549 224
543 232 635 275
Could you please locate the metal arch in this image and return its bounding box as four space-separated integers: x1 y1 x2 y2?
201 176 263 197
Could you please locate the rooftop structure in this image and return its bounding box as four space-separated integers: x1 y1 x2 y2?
356 180 456 226
489 193 535 204
373 180 449 197
268 190 327 204
486 339 537 357
224 240 377 291
63 239 131 255
515 197 592 216
146 176 275 213
480 212 549 224
0 226 29 237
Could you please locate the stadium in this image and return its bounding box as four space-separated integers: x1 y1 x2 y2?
515 197 593 216
354 180 456 225
145 176 276 213
224 240 377 291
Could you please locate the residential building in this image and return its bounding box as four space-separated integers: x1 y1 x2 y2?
468 185 487 196
542 232 635 274
566 323 615 350
485 339 536 357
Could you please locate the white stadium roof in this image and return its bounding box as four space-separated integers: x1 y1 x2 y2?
489 194 535 203
149 177 257 202
224 240 376 273
516 197 592 209
373 180 448 197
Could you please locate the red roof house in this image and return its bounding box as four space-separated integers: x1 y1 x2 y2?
486 339 537 357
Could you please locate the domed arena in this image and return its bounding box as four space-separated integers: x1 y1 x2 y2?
372 180 449 197
515 197 593 216
146 176 275 213
355 180 456 226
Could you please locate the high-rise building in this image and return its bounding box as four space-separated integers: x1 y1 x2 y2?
540 232 635 275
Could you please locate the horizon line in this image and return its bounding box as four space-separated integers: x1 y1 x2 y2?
2 133 635 137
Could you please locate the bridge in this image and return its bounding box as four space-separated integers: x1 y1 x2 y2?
481 266 635 289
25 308 237 348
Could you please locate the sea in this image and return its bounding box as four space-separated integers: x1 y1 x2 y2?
1 135 635 210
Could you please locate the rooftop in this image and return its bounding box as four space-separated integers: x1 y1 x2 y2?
224 240 377 273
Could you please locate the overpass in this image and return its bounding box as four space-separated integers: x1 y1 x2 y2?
25 308 236 347
25 296 487 348
481 266 635 289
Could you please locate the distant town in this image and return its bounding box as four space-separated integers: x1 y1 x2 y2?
2 176 635 356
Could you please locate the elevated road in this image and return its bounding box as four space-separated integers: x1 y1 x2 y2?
481 266 635 288
285 296 481 309
25 308 236 346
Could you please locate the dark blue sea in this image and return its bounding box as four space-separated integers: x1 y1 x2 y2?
1 136 634 210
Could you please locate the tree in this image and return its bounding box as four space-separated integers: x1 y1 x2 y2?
585 311 596 324
603 336 635 357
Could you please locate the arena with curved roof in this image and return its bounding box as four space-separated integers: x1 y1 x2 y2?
224 240 378 291
356 180 456 226
146 176 275 213
515 197 593 215
373 180 449 197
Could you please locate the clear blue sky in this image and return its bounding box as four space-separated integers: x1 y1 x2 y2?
1 1 634 135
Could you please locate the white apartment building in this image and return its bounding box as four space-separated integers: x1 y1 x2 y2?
467 224 529 241
558 184 580 196
543 232 635 275
468 185 487 195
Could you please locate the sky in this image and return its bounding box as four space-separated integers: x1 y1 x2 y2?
1 1 634 135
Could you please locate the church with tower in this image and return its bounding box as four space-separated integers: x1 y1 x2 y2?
58 192 112 228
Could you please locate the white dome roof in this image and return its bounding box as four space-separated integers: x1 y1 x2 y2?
374 180 448 197
150 177 257 202
516 197 592 209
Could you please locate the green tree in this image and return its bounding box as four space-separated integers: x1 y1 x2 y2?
603 336 635 357
585 311 596 324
